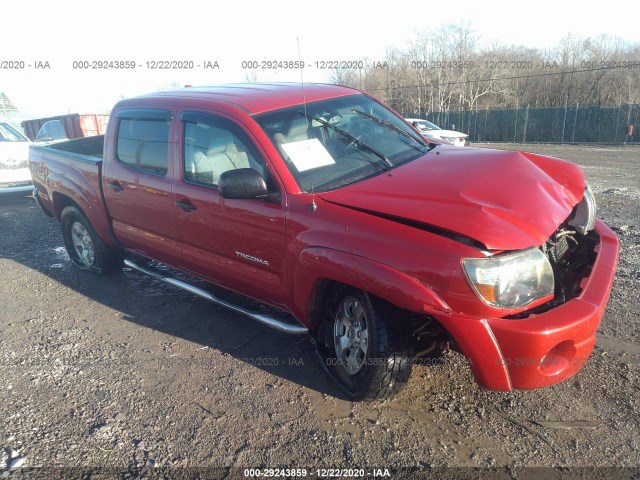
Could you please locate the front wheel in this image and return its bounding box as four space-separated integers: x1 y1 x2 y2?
60 206 123 274
317 286 413 401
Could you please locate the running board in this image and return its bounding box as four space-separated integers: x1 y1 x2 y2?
123 259 308 335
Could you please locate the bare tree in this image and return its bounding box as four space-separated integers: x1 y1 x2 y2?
243 70 262 83
0 92 18 118
325 25 640 114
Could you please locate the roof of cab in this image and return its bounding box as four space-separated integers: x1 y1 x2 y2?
135 83 361 115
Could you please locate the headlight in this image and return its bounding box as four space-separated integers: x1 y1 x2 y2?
568 183 597 234
441 136 459 142
462 247 555 309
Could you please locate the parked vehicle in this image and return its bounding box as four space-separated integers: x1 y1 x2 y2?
0 122 33 193
29 84 618 400
405 118 469 146
21 113 109 143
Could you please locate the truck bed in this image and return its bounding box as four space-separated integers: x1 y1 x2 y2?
28 135 118 248
30 135 105 162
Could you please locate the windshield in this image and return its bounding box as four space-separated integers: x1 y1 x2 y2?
0 123 29 142
36 120 68 142
255 94 430 192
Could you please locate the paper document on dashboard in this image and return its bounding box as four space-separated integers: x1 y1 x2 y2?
281 138 336 172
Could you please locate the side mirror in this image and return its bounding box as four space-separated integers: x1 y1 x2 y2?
218 168 268 199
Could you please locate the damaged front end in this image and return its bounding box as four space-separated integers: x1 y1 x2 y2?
543 225 598 306
435 184 618 390
508 185 600 318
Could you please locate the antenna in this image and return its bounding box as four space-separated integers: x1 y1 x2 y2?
310 182 317 212
297 37 316 212
297 37 309 134
296 37 307 113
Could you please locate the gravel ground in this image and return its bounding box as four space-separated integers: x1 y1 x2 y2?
1 144 639 478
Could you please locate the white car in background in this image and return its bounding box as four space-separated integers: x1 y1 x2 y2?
0 122 33 193
405 118 469 146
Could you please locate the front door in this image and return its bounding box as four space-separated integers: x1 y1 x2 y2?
171 111 288 307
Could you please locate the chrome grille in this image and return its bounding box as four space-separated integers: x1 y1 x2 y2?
0 160 28 170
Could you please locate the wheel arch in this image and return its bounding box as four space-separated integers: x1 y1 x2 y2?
52 192 82 219
51 190 119 248
291 247 451 330
59 204 124 274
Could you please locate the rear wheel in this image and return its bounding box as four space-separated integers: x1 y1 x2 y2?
60 206 123 274
317 286 413 400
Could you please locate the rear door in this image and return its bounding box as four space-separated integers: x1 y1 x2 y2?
102 108 182 266
171 110 288 306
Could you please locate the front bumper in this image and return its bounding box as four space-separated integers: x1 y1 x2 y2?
0 166 33 193
433 219 619 391
0 183 33 193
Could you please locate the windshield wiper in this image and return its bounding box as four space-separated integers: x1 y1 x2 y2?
351 109 428 150
298 111 394 169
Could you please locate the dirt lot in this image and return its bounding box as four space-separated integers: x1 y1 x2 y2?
1 144 639 478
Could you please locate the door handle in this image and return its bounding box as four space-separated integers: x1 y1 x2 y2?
175 199 197 212
108 181 124 192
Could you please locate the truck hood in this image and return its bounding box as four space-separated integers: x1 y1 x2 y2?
318 146 585 250
424 129 468 139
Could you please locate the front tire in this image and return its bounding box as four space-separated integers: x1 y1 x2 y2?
60 206 123 274
318 286 413 400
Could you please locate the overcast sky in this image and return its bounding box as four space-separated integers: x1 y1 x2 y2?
2 0 639 117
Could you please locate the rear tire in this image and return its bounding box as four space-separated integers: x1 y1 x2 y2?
317 286 413 400
60 206 123 274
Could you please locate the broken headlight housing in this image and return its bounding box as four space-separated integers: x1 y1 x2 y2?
568 183 597 234
462 247 555 309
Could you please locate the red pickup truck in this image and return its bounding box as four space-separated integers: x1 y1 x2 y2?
29 83 619 400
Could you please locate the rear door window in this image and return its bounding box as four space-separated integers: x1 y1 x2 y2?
116 109 171 176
